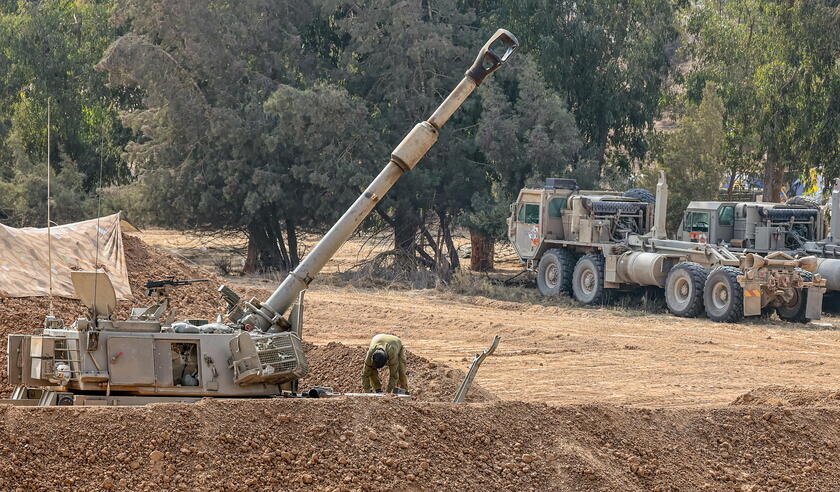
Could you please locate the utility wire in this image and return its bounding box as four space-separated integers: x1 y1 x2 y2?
92 114 106 321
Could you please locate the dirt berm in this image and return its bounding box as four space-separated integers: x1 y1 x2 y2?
2 399 840 490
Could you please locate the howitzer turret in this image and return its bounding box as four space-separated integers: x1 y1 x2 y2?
3 30 519 406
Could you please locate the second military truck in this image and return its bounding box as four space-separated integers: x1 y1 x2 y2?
509 172 826 323
676 180 840 292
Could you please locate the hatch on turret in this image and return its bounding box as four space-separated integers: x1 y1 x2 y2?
70 271 118 318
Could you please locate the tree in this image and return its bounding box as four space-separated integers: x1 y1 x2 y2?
0 0 130 225
259 83 377 271
328 0 486 274
644 84 727 232
478 0 678 176
97 1 376 272
465 55 581 270
681 0 840 201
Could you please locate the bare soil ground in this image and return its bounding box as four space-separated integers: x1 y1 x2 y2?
4 399 840 491
3 229 840 490
297 286 840 408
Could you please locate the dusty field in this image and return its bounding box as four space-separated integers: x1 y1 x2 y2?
3 230 840 489
297 286 840 407
136 227 523 277
6 228 838 407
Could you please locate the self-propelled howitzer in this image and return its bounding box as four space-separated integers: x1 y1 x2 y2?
4 30 519 406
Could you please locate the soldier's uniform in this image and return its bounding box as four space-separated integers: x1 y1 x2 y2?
362 334 408 393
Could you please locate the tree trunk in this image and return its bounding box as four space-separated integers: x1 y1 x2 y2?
469 229 495 272
393 203 419 272
243 220 287 274
285 219 299 267
726 169 737 200
437 209 460 271
762 145 784 202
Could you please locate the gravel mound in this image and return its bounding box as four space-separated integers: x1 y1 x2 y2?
732 385 840 407
2 400 840 490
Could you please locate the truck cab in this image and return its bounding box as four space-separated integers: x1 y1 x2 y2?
677 202 736 245
508 178 579 260
508 178 652 263
678 201 824 252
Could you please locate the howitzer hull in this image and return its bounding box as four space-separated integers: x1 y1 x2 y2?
8 329 306 398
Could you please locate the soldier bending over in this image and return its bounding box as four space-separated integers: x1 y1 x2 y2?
362 334 409 394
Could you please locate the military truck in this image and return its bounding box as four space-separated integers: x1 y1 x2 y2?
677 180 840 292
509 172 826 323
3 29 519 406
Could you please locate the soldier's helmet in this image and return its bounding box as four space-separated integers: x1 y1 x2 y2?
372 349 388 369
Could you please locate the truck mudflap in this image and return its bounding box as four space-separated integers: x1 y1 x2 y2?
806 285 826 320
740 280 763 317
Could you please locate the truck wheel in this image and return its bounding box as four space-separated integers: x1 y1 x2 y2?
785 196 821 209
536 249 575 296
623 188 655 203
665 262 707 318
572 254 609 304
776 270 812 323
703 267 744 323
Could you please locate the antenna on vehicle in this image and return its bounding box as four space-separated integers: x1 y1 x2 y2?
46 98 53 317
91 112 107 322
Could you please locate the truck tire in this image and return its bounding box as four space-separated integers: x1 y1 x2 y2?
785 196 821 209
572 254 609 304
703 267 745 323
665 262 707 318
776 269 812 323
623 188 656 203
536 249 575 296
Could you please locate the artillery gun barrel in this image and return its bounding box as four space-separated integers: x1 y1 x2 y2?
245 30 519 331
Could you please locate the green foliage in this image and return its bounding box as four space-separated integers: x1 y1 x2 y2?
643 85 727 232
477 55 582 196
461 190 508 240
483 0 678 175
97 0 376 270
0 0 129 225
0 138 94 225
2 0 831 278
680 0 840 200
467 54 582 239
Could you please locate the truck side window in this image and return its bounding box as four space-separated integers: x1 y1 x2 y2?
548 198 566 218
517 203 540 224
718 206 734 226
685 211 710 232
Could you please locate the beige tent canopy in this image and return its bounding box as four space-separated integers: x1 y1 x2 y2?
0 213 131 299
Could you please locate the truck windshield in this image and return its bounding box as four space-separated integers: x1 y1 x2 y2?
518 203 540 224
685 211 710 232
